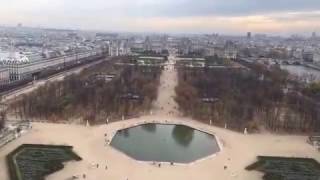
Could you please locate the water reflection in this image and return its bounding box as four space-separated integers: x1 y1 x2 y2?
171 125 194 147
141 123 157 133
110 124 219 163
119 128 130 137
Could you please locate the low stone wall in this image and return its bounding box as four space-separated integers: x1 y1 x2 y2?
0 121 31 149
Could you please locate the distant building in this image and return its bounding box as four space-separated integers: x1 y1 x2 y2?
224 41 238 59
291 48 303 60
247 32 252 39
301 49 320 63
254 34 267 39
109 40 131 56
0 68 10 86
109 41 120 56
178 38 192 55
204 46 217 56
312 32 317 38
0 52 30 64
96 33 118 40
302 51 314 62
143 36 152 52
67 32 78 39
314 51 320 63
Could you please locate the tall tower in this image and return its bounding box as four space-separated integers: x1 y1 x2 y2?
41 33 48 58
247 32 252 39
9 39 15 60
144 36 152 51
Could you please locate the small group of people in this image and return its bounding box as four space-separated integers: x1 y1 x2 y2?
151 161 175 167
94 162 108 170
104 133 110 145
70 174 86 179
167 111 175 115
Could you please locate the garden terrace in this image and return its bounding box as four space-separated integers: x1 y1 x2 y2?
6 144 81 180
115 56 167 68
135 50 169 57
308 135 320 147
175 60 205 68
246 156 320 180
137 56 167 66
175 56 238 69
176 54 204 59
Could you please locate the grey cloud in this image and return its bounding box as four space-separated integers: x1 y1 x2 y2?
271 12 320 22
37 0 320 18
123 0 320 17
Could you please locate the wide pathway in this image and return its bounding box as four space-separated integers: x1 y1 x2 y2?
152 55 179 116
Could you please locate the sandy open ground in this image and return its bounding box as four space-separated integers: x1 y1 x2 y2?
0 55 319 180
0 116 318 180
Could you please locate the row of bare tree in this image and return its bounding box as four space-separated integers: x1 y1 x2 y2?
0 113 4 130
10 59 162 124
175 63 320 133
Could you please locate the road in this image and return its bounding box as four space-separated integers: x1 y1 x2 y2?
1 57 109 102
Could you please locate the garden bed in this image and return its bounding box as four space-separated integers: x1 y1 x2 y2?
6 144 82 180
246 156 320 180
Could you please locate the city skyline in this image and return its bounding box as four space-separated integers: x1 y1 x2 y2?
1 0 320 35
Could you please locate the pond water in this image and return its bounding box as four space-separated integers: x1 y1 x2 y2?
110 124 220 163
281 65 320 81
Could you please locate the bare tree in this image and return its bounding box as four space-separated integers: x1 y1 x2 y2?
0 111 6 130
176 62 320 133
10 58 162 124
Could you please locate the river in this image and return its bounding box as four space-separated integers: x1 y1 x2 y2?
281 65 320 82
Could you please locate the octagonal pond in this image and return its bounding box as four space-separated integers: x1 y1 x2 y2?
110 123 220 163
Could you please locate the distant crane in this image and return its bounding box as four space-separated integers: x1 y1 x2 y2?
41 33 48 58
9 39 15 60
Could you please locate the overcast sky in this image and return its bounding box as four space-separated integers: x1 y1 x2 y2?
1 0 320 35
